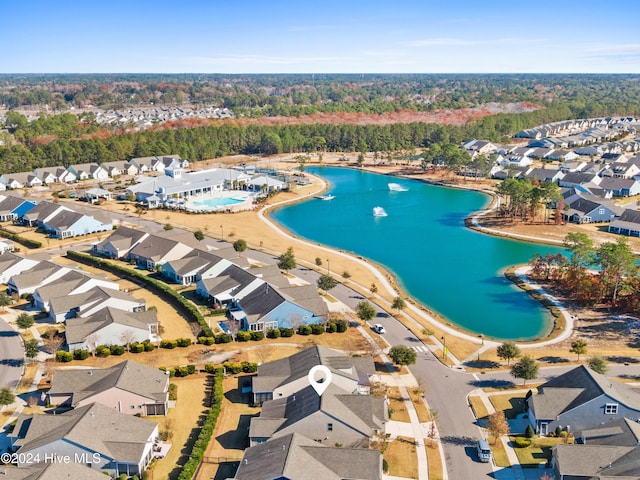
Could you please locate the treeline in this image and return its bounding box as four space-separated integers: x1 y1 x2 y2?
0 102 575 173
4 73 640 117
529 233 639 312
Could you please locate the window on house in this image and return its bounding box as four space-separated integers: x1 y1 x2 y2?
599 208 605 215
327 423 333 432
605 404 618 414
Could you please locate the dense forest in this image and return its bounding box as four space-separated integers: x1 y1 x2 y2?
2 73 640 118
1 74 640 173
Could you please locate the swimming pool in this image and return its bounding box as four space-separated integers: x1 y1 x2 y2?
185 193 252 212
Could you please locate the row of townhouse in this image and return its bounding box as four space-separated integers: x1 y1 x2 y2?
93 226 329 332
232 346 384 480
513 116 638 141
0 194 112 238
1 253 155 352
0 155 188 189
525 365 640 479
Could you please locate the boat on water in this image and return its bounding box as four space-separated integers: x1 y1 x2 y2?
373 206 388 217
316 194 335 201
388 182 408 192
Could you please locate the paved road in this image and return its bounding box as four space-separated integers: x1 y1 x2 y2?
0 317 23 393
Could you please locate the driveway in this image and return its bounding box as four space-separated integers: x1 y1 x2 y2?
0 317 23 393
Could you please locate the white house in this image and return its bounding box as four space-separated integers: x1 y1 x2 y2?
48 286 146 323
0 252 39 284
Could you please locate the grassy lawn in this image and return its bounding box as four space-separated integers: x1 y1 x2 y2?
426 443 444 480
408 388 430 422
150 374 209 480
492 438 511 468
385 437 418 478
387 386 410 423
16 363 39 394
512 436 568 468
489 393 526 419
483 382 542 393
468 395 490 421
197 375 261 480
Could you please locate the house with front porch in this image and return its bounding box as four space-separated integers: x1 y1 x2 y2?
48 360 169 415
160 249 237 286
561 194 622 224
101 160 139 177
93 226 150 259
32 269 119 312
64 307 159 352
0 253 40 284
0 195 37 221
10 402 159 478
127 233 193 269
0 172 43 189
20 201 69 227
67 162 109 181
598 177 640 197
7 261 72 296
527 365 640 436
609 209 640 237
129 156 164 173
41 209 113 238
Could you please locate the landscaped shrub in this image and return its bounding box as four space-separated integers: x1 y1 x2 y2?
514 437 532 448
176 338 192 347
382 459 389 473
187 364 196 375
223 361 258 374
95 345 111 357
279 327 294 337
215 333 232 344
525 424 536 439
266 328 281 339
129 342 145 353
64 251 214 337
168 383 177 401
0 228 42 249
242 362 258 373
56 351 73 362
297 325 312 336
110 345 125 355
310 323 324 335
143 340 155 352
73 349 90 360
250 331 264 341
204 363 216 374
555 425 563 437
326 322 337 333
335 320 348 332
236 331 251 342
160 340 177 349
173 366 190 377
198 336 215 346
177 367 223 480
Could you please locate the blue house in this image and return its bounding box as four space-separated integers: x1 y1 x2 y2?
43 210 113 238
0 195 36 221
562 195 622 224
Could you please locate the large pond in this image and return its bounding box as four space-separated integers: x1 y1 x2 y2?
272 166 563 340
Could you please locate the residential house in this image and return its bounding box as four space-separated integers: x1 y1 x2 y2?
41 209 113 238
83 187 113 203
249 384 386 447
551 418 640 479
32 269 119 312
609 209 640 237
160 154 189 170
561 195 622 224
251 345 376 405
599 177 640 197
20 201 68 227
558 171 602 189
93 225 149 259
101 160 139 177
33 166 76 184
10 402 159 477
160 249 239 286
0 253 39 284
546 150 579 161
0 196 37 221
601 161 640 179
48 286 146 323
234 432 382 480
7 261 72 296
462 139 497 155
246 175 288 192
0 172 43 189
129 156 164 173
524 168 564 183
527 365 640 436
64 307 159 352
48 360 169 415
67 162 109 181
558 161 588 173
127 233 193 269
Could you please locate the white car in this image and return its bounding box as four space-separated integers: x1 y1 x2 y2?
372 324 385 334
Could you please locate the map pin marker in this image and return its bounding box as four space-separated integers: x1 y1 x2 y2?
308 365 332 397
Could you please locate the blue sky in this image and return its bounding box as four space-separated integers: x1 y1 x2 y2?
4 0 640 73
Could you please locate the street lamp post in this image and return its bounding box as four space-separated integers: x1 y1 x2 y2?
220 224 224 241
441 335 446 359
477 334 484 361
327 259 330 275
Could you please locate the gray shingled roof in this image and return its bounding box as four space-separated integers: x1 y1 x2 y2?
1 462 109 480
64 307 157 344
9 261 68 290
21 201 66 222
581 418 640 447
235 432 381 480
49 359 168 404
553 444 636 477
95 225 148 253
13 402 157 463
252 346 372 395
49 286 144 316
129 233 187 261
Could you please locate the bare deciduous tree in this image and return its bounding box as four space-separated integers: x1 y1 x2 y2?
85 333 99 356
43 329 63 354
119 329 137 352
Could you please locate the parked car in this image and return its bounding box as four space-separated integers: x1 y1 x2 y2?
477 439 492 463
372 324 385 334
